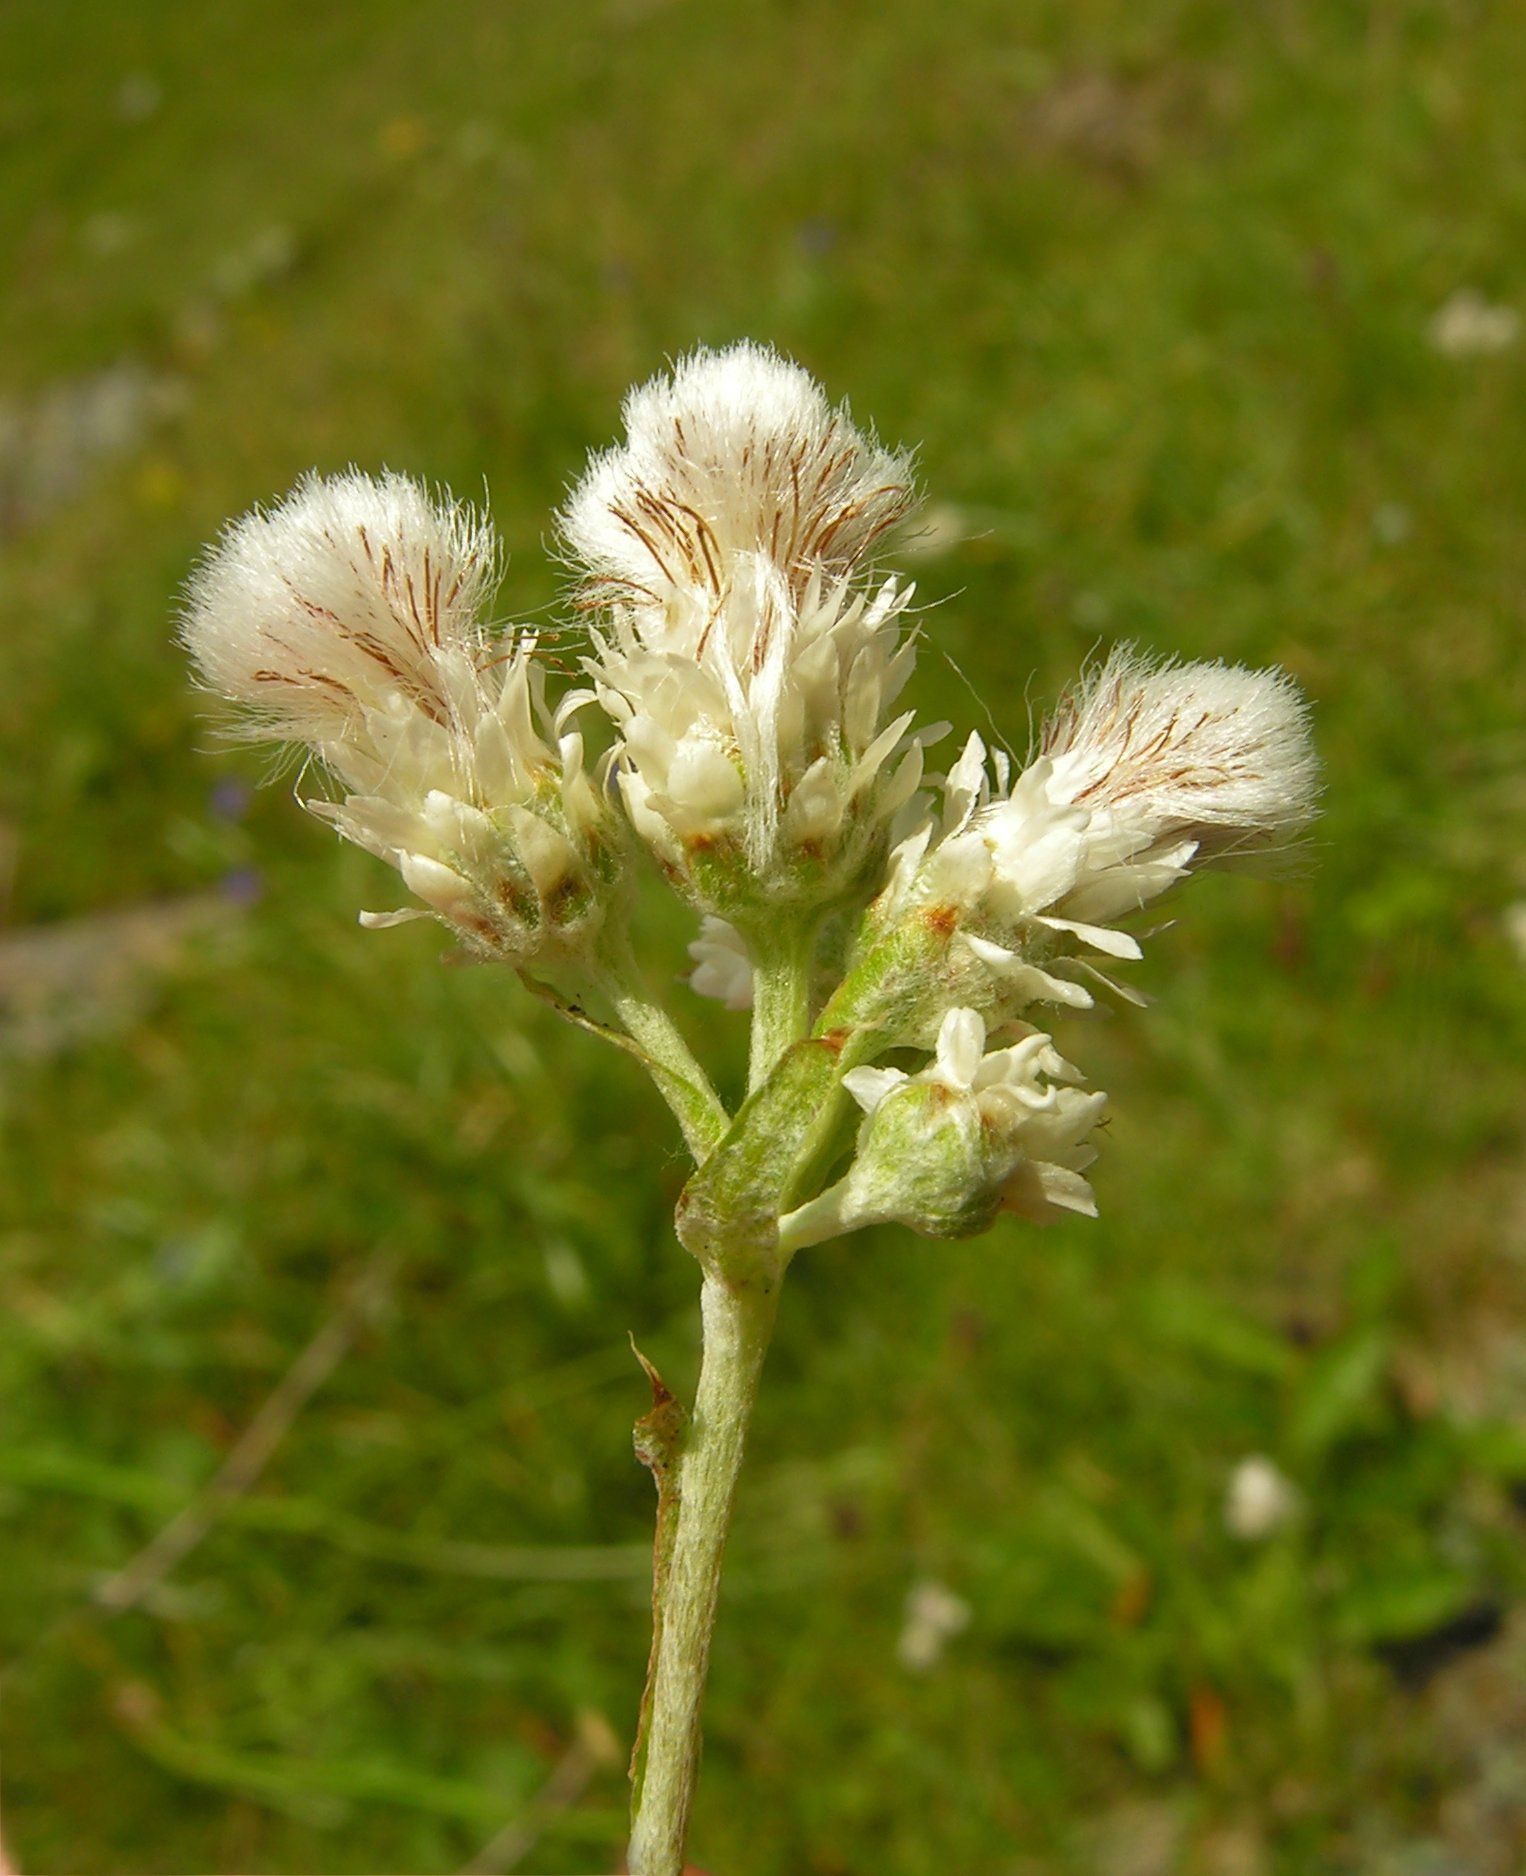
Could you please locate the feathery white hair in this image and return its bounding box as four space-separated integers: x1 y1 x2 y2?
1041 645 1320 853
181 469 501 741
561 341 916 606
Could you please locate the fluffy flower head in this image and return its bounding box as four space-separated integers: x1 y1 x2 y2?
182 471 619 967
183 469 500 746
564 345 927 918
863 646 1318 1033
1039 646 1318 886
562 340 915 610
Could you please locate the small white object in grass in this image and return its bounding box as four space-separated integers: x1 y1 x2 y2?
1372 502 1412 546
544 1238 590 1308
115 72 163 122
897 1579 971 1672
1429 288 1519 358
1225 1456 1298 1541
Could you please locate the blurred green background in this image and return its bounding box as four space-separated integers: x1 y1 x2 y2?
2 2 1524 1872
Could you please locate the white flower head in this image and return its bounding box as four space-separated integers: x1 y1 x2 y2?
564 345 927 918
864 646 1318 1034
1040 645 1319 884
181 469 500 745
182 471 621 968
827 1006 1107 1237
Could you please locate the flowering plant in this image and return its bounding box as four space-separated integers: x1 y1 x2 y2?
181 344 1317 1876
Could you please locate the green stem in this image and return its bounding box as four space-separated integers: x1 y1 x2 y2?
627 1271 780 1876
746 921 817 1093
776 1180 856 1258
600 970 730 1161
780 1020 888 1218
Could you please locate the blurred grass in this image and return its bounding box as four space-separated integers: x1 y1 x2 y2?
1 1 1524 1871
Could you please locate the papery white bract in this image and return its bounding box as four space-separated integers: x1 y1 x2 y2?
182 471 620 967
563 344 925 920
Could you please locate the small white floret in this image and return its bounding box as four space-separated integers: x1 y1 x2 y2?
799 1006 1107 1243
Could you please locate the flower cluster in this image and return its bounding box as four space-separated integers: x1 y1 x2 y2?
780 1008 1107 1251
181 471 619 972
182 345 1318 1246
180 349 1323 1876
838 645 1319 1045
561 343 926 926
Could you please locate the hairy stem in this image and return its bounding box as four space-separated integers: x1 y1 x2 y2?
627 1271 780 1876
776 1181 855 1258
746 921 817 1093
600 971 730 1160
